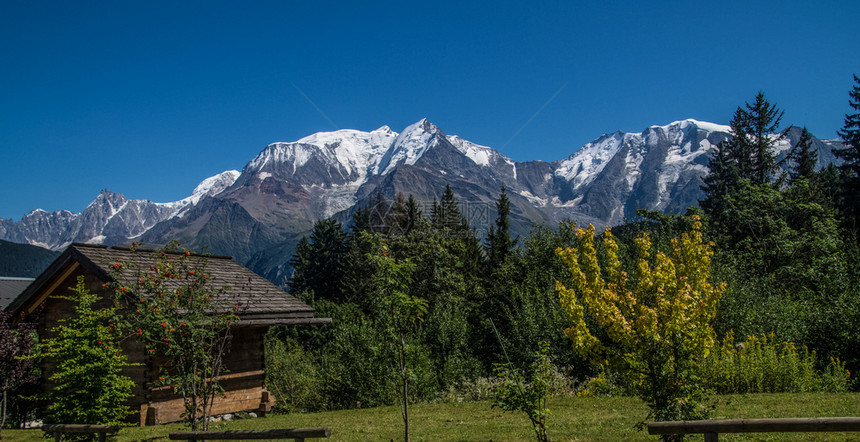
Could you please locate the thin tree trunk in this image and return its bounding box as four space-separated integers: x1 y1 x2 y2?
1 387 7 434
400 330 410 442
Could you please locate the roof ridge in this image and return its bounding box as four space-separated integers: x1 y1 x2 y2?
69 243 234 260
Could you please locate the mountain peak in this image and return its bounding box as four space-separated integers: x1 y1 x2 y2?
374 125 394 135
399 118 440 137
377 119 444 174
650 119 731 133
189 170 240 201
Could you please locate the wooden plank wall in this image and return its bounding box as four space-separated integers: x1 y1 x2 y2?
34 266 272 426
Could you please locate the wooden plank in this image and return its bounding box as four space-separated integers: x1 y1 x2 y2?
235 318 332 327
648 417 860 435
168 427 332 440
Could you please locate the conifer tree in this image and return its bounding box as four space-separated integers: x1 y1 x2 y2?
41 276 135 426
835 74 860 228
440 185 465 229
405 195 421 235
701 92 784 233
700 141 737 216
742 92 784 184
788 127 817 182
350 206 370 235
710 92 784 185
288 218 349 301
487 186 516 269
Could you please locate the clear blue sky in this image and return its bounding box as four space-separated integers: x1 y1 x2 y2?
2 0 858 220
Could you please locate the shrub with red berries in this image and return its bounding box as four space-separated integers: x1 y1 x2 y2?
107 241 238 431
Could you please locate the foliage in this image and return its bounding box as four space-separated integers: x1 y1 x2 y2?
264 335 322 413
486 186 516 270
0 309 36 433
701 92 784 224
38 276 135 428
575 370 627 398
492 341 553 442
701 331 850 394
368 238 428 442
289 218 350 301
788 127 818 182
312 301 395 410
835 74 860 231
479 221 584 377
556 216 723 434
109 243 237 431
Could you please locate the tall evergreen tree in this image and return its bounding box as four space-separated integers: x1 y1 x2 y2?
442 185 465 229
386 192 409 236
405 195 421 235
368 188 390 234
835 74 860 229
737 92 784 184
788 127 817 182
288 218 350 301
487 186 516 269
701 92 784 221
700 140 738 216
350 206 370 235
433 185 466 230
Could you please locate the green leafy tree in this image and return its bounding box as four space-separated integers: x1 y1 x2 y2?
492 341 552 442
556 217 724 437
369 240 428 442
109 244 237 431
39 276 135 427
264 335 322 413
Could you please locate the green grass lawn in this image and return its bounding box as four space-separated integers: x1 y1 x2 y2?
4 393 860 441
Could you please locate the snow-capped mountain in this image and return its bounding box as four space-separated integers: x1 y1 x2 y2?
0 170 239 250
0 118 843 286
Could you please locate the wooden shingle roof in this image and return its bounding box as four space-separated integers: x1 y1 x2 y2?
6 244 329 326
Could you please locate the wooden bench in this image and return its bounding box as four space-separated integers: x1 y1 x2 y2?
169 427 332 441
42 424 119 441
648 417 860 441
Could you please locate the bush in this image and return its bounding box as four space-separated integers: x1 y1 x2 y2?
702 331 851 394
39 276 135 427
265 336 323 413
492 341 553 442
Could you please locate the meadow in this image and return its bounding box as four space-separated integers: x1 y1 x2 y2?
4 393 860 441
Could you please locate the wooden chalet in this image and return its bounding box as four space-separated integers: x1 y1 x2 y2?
5 243 330 426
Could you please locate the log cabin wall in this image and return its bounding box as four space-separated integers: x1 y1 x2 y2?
8 244 322 426
33 266 272 426
137 326 271 425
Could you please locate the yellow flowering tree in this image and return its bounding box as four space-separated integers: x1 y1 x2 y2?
556 216 724 430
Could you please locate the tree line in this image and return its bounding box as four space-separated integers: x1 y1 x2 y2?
269 77 860 422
